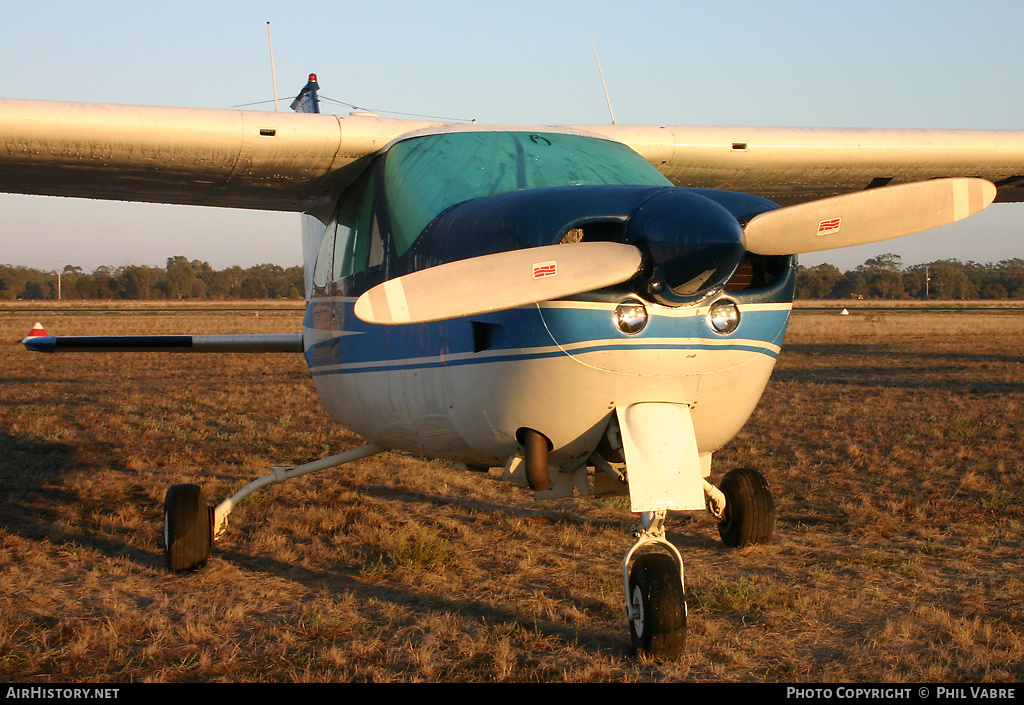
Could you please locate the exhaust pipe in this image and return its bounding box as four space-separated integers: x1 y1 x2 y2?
520 428 551 491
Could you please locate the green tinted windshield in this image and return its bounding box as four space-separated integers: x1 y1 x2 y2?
383 131 671 255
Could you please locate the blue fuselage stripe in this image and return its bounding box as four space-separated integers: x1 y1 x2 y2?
304 300 789 376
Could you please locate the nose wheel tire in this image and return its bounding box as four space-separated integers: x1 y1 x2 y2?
717 467 775 548
628 553 686 660
164 483 212 572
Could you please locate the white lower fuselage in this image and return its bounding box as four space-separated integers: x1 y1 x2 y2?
303 294 792 472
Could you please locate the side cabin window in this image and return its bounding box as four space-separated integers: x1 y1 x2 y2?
312 169 384 291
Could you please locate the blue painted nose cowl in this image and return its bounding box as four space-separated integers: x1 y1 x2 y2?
625 189 746 306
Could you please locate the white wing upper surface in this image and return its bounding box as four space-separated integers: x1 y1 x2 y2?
2 98 1024 209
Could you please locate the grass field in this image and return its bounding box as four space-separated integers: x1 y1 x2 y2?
0 302 1021 682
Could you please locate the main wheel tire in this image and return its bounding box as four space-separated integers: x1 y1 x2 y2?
164 484 212 572
628 553 686 660
717 467 775 548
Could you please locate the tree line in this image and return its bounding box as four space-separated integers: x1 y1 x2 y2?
797 254 1024 300
0 257 303 301
4 253 1024 301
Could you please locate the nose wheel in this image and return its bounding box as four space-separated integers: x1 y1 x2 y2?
623 511 686 660
628 553 686 659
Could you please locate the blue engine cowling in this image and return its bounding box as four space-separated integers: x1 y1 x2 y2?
402 184 774 306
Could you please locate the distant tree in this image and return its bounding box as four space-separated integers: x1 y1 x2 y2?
795 263 842 299
902 268 928 298
981 282 1008 299
190 259 214 289
57 265 83 300
831 271 870 299
76 276 97 299
240 275 268 299
1 257 307 300
209 265 246 298
857 253 903 273
988 259 1024 298
164 256 197 299
853 253 904 299
927 261 977 299
0 265 31 300
22 279 48 300
243 263 286 298
283 265 304 299
871 270 904 299
90 266 118 299
120 265 160 300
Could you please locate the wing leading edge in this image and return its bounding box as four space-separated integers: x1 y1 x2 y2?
2 98 1024 209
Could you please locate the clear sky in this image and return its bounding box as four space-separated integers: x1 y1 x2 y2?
2 0 1023 272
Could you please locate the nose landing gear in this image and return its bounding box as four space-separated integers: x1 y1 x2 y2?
620 467 775 659
622 510 686 660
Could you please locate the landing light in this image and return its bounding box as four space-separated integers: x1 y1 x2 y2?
614 299 648 335
707 300 740 334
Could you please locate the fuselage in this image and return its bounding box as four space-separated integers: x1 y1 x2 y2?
301 128 795 471
305 287 792 470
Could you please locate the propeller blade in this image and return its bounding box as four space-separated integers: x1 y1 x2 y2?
743 178 996 256
354 242 643 325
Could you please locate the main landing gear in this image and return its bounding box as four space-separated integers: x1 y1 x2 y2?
161 445 774 663
621 467 775 659
162 444 386 572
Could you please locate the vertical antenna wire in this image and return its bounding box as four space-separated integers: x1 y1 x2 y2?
266 22 278 110
590 33 616 125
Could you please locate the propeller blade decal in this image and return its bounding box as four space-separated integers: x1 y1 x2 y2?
355 242 643 325
743 177 996 256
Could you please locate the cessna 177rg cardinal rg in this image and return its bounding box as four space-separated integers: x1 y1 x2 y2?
5 75 1021 659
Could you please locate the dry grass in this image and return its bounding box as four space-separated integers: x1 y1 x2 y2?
0 303 1021 682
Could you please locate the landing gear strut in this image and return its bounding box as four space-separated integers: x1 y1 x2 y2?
162 444 386 572
622 510 686 660
618 467 775 658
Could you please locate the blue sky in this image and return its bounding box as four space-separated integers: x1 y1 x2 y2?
2 0 1023 272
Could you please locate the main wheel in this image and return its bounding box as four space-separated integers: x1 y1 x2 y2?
628 553 686 659
717 467 775 548
164 484 212 572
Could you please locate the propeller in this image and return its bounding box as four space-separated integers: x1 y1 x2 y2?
354 242 643 325
744 177 996 256
354 177 996 325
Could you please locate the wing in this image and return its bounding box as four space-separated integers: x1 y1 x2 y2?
2 98 1024 208
0 99 436 211
580 123 1024 204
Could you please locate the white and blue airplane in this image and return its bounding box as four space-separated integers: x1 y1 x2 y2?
4 75 1022 658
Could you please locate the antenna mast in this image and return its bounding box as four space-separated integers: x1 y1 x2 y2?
590 33 616 125
268 22 280 110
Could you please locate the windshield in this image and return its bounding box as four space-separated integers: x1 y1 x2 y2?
383 131 671 255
